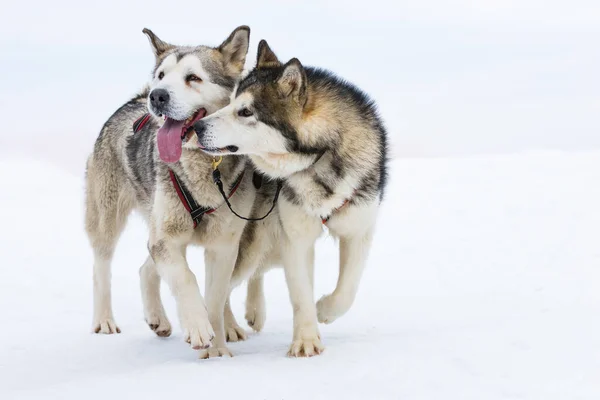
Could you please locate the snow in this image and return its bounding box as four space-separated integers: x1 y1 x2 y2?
2 1 598 397
1 151 599 399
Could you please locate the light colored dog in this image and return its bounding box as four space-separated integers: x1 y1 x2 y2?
85 26 257 358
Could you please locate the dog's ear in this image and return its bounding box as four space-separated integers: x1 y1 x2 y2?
142 28 174 59
256 40 281 69
278 58 307 104
218 25 250 74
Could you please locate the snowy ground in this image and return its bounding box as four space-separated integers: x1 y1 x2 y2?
1 151 599 399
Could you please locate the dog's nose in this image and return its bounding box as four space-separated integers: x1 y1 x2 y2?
193 120 206 140
149 89 170 109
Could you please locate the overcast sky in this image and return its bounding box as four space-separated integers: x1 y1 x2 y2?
1 0 599 173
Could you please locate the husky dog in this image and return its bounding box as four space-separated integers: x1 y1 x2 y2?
85 26 255 358
194 41 389 357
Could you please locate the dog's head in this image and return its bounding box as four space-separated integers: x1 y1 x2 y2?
143 26 250 163
191 40 323 176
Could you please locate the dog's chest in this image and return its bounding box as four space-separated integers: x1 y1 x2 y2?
188 210 243 247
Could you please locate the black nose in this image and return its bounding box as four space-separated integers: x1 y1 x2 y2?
149 89 170 110
193 120 206 140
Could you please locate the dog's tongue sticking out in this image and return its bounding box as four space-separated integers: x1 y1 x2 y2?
157 118 185 163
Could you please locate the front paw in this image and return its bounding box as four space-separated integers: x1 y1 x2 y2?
287 336 324 357
183 318 215 350
199 346 233 359
92 317 121 334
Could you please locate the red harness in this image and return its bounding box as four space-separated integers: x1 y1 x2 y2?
133 113 245 229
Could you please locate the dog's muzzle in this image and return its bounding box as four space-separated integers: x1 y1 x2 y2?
193 120 207 141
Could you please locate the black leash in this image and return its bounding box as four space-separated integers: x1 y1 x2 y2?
131 114 280 225
211 157 282 221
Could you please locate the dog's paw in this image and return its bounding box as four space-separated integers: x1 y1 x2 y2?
316 294 349 324
183 319 215 350
146 316 172 338
245 303 266 332
287 336 325 358
225 322 248 342
92 318 121 334
199 346 233 359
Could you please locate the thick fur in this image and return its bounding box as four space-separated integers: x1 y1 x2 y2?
194 40 389 356
85 26 255 358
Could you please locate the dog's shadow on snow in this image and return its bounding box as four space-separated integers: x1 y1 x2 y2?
11 327 388 392
119 329 365 363
111 330 293 364
81 325 377 373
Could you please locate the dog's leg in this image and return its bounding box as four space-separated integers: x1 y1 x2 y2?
149 237 214 350
231 221 274 334
91 245 121 334
244 274 266 332
317 228 375 324
86 161 133 334
199 244 239 358
224 296 247 342
307 246 315 291
139 255 172 337
207 257 245 342
283 240 324 357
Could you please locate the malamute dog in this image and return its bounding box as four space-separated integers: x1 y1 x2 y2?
194 41 389 356
85 26 254 358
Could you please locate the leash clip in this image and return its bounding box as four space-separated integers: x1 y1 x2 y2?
212 156 223 171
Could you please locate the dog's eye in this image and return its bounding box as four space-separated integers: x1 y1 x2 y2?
158 71 164 80
238 108 253 117
186 74 202 83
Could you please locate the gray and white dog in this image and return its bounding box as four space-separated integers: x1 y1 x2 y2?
194 41 389 357
85 26 256 358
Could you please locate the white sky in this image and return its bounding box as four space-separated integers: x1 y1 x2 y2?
1 0 599 171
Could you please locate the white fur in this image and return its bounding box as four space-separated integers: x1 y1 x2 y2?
149 54 230 121
92 251 119 334
139 255 171 336
201 242 241 357
317 201 379 323
197 93 290 156
250 153 319 179
224 298 247 341
276 197 325 356
244 275 266 332
146 188 215 350
285 163 362 218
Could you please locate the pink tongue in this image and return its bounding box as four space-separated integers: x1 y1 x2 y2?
157 118 185 163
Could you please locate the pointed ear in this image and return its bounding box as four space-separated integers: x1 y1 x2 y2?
278 58 307 103
256 40 281 69
142 28 174 59
218 25 250 73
